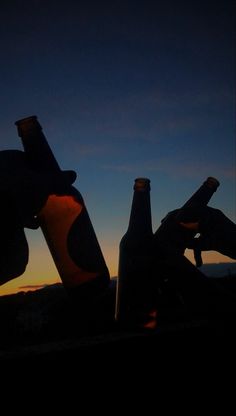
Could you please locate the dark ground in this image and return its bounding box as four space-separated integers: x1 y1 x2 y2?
0 275 236 368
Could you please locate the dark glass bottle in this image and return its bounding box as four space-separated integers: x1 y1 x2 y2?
115 178 157 329
15 116 110 296
176 177 220 220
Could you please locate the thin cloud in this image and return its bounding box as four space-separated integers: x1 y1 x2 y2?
74 143 107 157
68 141 117 159
103 158 236 180
70 86 233 143
102 163 139 173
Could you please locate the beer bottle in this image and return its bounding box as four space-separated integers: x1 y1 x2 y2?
176 177 220 220
115 178 158 329
15 116 110 298
154 177 220 264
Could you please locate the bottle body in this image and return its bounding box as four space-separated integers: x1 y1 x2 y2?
115 178 157 329
15 116 110 294
37 188 110 293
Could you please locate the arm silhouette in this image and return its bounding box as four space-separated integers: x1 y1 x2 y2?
0 150 76 284
183 206 236 265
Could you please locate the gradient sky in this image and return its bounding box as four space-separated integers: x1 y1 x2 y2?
0 1 235 295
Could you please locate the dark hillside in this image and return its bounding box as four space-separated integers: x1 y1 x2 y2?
0 274 236 363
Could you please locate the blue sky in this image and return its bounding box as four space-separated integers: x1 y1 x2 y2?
0 1 235 294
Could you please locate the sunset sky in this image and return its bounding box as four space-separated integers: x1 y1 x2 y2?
0 1 235 295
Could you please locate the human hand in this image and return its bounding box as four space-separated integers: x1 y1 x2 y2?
183 206 236 264
0 149 77 283
0 150 77 228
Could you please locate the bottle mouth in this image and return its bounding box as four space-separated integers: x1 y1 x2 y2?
134 177 151 191
15 115 38 125
205 177 220 190
15 115 42 136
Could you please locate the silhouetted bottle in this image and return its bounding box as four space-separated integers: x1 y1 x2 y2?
115 178 157 329
15 116 110 298
176 177 220 218
154 177 220 265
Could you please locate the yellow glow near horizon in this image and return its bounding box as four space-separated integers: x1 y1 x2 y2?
185 249 236 266
0 230 235 297
0 230 60 296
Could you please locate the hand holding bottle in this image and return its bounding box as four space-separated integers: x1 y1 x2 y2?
0 149 76 284
0 149 76 229
154 177 220 264
185 206 236 262
15 116 110 295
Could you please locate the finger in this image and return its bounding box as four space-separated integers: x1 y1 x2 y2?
193 247 203 267
61 170 77 185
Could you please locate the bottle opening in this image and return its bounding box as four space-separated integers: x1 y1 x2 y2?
205 177 220 190
134 177 151 191
15 115 42 136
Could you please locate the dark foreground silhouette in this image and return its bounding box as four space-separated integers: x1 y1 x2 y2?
1 272 236 363
1 120 235 367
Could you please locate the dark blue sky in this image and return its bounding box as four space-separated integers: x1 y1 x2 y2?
0 0 235 293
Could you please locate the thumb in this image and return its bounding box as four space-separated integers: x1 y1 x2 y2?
49 170 77 194
60 170 77 186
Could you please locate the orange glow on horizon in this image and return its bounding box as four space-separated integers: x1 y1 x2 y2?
185 249 236 266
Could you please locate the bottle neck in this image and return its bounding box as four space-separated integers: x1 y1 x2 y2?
15 116 60 173
181 177 219 210
175 177 220 222
127 188 153 236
